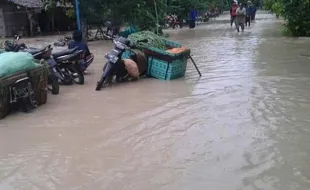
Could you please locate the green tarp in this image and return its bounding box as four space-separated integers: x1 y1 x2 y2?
0 52 40 78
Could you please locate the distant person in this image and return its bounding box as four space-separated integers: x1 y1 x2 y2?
189 7 197 29
245 1 253 26
235 3 246 32
252 5 257 21
68 30 92 73
230 1 238 27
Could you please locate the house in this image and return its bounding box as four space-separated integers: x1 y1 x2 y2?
0 0 43 37
0 0 75 37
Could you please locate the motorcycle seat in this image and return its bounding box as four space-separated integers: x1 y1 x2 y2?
23 45 51 55
52 47 79 58
55 50 83 62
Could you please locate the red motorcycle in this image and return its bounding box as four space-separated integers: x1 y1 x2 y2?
164 15 183 29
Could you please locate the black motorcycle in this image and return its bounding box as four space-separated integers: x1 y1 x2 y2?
52 48 85 85
95 37 147 91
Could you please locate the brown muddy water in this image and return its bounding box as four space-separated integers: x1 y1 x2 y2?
1 13 310 190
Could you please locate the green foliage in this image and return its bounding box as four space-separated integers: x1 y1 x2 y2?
166 0 222 19
264 0 310 36
43 0 224 34
264 0 275 10
74 0 165 34
65 8 75 18
271 2 283 16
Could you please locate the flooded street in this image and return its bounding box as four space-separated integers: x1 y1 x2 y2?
2 13 310 190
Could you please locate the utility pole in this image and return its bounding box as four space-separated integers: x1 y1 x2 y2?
74 0 81 31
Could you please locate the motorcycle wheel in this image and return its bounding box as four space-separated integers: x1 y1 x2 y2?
48 75 59 95
19 96 35 113
66 65 84 85
56 67 72 85
96 65 114 91
96 76 106 91
18 98 28 113
96 74 113 91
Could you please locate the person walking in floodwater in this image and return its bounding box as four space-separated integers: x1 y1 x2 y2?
235 3 246 32
230 1 238 27
189 7 197 29
245 1 253 27
252 4 257 21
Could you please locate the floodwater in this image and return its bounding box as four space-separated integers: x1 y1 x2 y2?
1 13 310 190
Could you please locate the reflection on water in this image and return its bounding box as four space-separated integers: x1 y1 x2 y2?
1 13 310 190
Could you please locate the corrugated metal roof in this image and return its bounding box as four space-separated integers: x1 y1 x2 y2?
8 0 43 8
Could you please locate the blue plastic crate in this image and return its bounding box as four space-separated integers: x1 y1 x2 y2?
144 38 190 80
121 50 133 59
122 37 190 80
147 56 188 80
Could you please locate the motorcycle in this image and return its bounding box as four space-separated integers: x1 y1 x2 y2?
102 21 121 40
164 15 183 29
203 13 210 22
3 36 60 95
95 36 148 91
52 48 85 85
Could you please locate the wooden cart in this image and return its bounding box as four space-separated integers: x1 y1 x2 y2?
0 64 49 119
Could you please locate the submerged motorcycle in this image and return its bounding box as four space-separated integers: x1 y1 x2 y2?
96 36 147 91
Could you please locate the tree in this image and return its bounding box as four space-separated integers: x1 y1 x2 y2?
263 0 310 36
45 0 230 37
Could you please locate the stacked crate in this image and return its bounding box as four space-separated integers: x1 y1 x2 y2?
122 38 190 80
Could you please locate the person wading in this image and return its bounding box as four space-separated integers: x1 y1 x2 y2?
230 1 238 27
189 7 197 29
235 3 246 32
252 5 257 21
245 1 253 27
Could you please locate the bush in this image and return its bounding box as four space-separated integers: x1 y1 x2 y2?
265 0 310 37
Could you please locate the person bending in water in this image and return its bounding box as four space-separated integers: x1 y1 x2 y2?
235 3 246 32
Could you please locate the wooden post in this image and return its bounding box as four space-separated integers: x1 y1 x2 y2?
26 8 33 36
51 11 55 34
